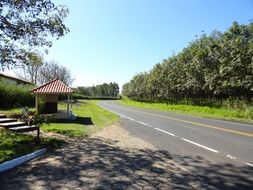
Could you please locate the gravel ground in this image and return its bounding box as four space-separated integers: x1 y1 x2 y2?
93 123 157 150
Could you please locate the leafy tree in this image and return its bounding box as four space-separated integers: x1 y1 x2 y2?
148 64 163 102
0 0 69 70
219 22 253 99
15 52 44 84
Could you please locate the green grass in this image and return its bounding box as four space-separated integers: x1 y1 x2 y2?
0 129 64 163
0 107 35 117
0 100 118 162
42 100 119 137
119 100 253 123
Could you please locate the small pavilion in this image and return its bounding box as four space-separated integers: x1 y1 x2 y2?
31 78 74 119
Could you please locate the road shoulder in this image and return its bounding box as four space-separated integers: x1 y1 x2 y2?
93 122 157 150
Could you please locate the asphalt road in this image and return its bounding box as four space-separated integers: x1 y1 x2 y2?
98 101 253 189
99 101 253 166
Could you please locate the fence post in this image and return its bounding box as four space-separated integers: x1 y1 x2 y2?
36 126 40 144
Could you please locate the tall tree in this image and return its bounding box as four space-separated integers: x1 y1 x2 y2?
0 0 69 70
38 61 74 85
219 22 253 99
15 52 44 84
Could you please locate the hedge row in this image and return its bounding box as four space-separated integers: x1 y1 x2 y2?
59 93 121 101
0 81 35 109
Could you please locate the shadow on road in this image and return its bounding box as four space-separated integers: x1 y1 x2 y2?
0 137 252 189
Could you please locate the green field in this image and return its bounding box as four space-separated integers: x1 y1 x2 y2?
119 100 253 123
42 100 119 137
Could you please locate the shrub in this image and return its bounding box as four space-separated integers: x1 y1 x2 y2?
245 107 253 119
0 80 35 109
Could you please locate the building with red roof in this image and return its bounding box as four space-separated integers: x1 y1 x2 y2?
31 78 74 118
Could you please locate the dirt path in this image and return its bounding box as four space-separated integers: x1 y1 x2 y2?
93 122 156 150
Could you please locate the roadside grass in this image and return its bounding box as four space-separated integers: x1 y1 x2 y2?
0 107 35 117
42 100 119 137
0 100 118 162
119 100 253 123
0 128 64 164
0 100 119 138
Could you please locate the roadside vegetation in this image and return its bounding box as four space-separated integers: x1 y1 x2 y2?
0 100 118 162
42 100 119 137
1 100 119 137
0 80 35 109
74 82 120 99
0 129 64 164
119 100 253 122
122 21 253 121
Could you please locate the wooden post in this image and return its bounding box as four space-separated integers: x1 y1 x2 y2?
37 126 40 144
70 94 73 110
35 94 38 115
67 94 70 119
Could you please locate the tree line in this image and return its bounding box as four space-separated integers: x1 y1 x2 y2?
122 22 253 106
75 83 119 98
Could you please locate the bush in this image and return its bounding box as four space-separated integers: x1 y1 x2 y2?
0 80 35 109
245 107 253 119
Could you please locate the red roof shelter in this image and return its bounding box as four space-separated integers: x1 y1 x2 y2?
31 78 74 119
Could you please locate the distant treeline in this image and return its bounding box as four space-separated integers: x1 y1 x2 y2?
75 82 119 98
122 22 253 106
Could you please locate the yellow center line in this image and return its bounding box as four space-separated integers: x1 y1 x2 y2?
116 104 253 138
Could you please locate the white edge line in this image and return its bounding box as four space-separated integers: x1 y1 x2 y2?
137 121 148 126
0 148 47 173
100 103 252 164
226 155 237 160
244 162 253 167
154 127 176 137
98 104 136 121
181 138 219 153
99 103 156 127
125 116 135 121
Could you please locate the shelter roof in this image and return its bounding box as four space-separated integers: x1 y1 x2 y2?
31 78 73 94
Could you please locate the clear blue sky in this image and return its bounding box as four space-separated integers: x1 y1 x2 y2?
47 0 253 88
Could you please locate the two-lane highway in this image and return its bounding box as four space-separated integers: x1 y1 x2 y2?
98 101 253 167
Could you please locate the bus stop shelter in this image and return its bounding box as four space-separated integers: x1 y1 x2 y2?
31 78 74 119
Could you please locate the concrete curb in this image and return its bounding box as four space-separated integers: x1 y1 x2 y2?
0 148 47 172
